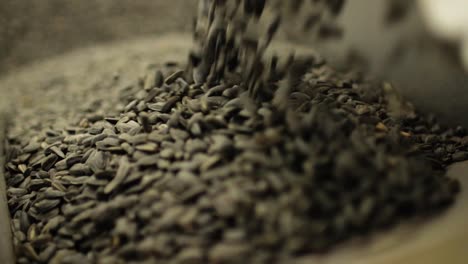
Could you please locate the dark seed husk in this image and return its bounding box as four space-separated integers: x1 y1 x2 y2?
165 70 185 85
34 199 61 213
104 156 131 194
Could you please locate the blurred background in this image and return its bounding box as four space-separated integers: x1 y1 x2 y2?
1 0 468 126
0 0 196 75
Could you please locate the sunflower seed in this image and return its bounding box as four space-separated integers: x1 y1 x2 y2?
104 156 131 194
69 163 92 176
165 70 185 85
34 199 61 213
41 154 59 171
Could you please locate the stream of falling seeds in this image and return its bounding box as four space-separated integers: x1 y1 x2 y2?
3 0 465 263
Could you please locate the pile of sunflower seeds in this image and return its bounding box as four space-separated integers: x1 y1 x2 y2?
4 0 466 263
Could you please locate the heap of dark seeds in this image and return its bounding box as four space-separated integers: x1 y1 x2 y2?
4 0 466 263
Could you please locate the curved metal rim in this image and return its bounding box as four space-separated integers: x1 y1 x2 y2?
0 109 15 264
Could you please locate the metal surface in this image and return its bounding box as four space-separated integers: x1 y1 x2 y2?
313 0 468 127
0 106 14 263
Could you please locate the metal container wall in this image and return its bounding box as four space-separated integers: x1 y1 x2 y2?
0 108 14 263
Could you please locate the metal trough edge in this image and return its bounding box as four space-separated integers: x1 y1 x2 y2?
0 107 14 263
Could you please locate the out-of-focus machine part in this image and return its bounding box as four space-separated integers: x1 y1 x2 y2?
310 0 468 127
